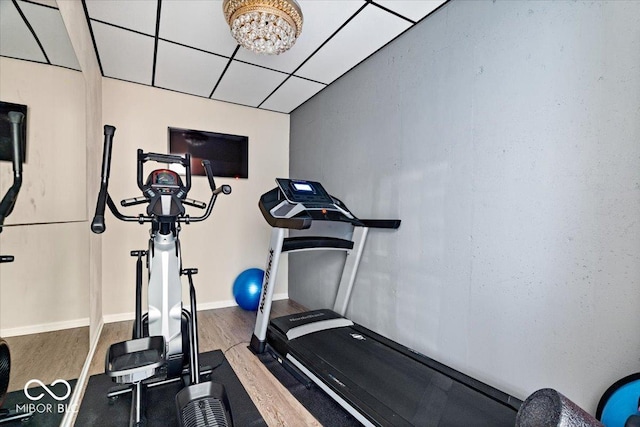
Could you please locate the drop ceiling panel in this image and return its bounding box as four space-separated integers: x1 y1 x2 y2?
27 0 57 7
85 0 158 36
261 76 325 113
376 1 444 22
0 0 46 63
19 1 80 70
213 61 288 108
234 0 366 74
155 40 229 98
92 22 155 85
159 0 237 57
3 0 449 113
295 4 412 84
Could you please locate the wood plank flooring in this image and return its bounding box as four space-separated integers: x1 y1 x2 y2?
198 300 322 426
3 300 321 426
3 326 89 393
88 299 319 426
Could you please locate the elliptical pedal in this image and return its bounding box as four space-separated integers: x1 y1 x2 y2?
176 382 232 427
106 337 165 384
175 269 233 427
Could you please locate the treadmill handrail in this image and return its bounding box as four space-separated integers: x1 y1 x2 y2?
258 199 312 230
359 219 401 229
282 236 354 253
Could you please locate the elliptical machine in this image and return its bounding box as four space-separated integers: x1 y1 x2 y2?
0 111 33 424
91 125 233 427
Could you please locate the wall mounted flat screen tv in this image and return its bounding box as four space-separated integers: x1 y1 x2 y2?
0 101 27 163
168 127 248 178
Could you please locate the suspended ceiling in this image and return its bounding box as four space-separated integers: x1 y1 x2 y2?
1 0 446 114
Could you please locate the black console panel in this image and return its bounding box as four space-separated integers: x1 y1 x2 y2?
276 178 334 205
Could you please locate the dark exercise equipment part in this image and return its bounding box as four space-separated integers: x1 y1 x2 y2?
0 111 33 424
0 111 23 230
251 178 522 426
91 125 233 427
516 388 603 427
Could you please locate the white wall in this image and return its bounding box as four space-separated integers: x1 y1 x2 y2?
0 57 89 334
290 0 640 413
0 58 86 224
101 79 289 319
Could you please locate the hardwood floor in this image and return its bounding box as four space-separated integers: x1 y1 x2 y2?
3 326 89 393
197 301 322 426
87 299 321 426
3 300 322 426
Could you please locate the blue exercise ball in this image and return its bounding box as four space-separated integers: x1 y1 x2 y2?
233 268 264 311
598 376 640 427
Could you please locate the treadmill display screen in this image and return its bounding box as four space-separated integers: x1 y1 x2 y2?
293 183 313 192
276 178 334 205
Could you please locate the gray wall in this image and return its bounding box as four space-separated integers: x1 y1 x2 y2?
289 0 640 412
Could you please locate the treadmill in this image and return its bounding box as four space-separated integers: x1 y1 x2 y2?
250 178 522 426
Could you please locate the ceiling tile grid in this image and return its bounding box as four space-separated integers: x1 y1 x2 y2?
159 0 238 57
1 0 83 70
260 75 326 113
90 20 155 85
154 40 229 98
0 0 46 63
84 0 158 36
212 60 289 108
1 0 448 114
20 3 79 69
295 5 413 84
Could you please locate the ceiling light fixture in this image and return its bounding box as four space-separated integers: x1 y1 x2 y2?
222 0 303 55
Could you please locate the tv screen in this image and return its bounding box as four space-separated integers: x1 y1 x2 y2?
0 101 27 163
168 127 248 178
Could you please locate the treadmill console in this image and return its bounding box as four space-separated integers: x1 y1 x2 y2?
276 179 334 206
259 178 359 230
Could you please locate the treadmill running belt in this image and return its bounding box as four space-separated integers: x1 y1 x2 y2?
288 327 517 427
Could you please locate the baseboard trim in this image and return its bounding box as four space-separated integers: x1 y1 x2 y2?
0 317 90 337
103 293 289 324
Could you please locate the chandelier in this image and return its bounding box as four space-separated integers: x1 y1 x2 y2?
222 0 303 55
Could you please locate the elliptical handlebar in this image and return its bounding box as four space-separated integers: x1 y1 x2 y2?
90 125 231 234
137 149 191 194
91 125 115 234
202 160 217 191
181 164 231 223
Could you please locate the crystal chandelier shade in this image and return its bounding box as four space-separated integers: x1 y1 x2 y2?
223 0 303 55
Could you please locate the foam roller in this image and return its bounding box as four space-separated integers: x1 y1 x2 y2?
516 388 604 427
626 415 640 427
